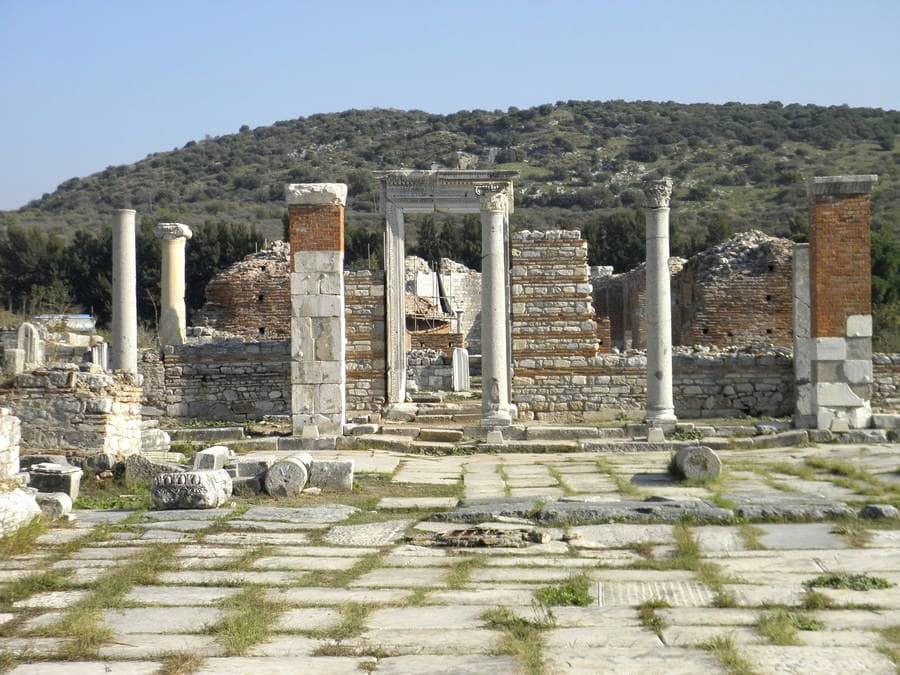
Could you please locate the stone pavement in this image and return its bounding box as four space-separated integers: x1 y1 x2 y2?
0 442 897 673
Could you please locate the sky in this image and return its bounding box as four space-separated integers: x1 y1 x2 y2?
1 0 898 210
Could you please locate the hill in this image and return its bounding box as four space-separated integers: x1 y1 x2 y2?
3 100 898 253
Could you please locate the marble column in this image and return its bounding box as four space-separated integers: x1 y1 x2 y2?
477 186 512 428
792 243 814 427
111 208 138 373
155 223 192 346
384 202 407 407
642 178 676 426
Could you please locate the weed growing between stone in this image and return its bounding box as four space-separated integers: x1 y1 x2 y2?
701 634 758 675
756 609 824 645
830 519 872 548
220 544 273 572
806 573 893 591
800 590 834 610
0 517 47 559
533 573 593 607
210 585 285 655
322 602 372 640
637 599 670 637
595 458 643 497
295 552 382 588
444 555 484 590
737 524 767 550
482 605 553 675
545 466 575 496
155 652 205 675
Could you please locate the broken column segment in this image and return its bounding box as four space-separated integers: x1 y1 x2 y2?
286 183 347 438
155 222 193 347
808 175 878 430
264 452 313 497
477 184 513 428
111 209 138 373
642 178 677 426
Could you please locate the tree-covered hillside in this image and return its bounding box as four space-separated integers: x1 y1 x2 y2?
3 100 898 251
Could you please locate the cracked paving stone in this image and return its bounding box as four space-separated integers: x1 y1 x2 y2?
367 606 485 630
241 505 358 523
377 497 460 509
102 607 224 634
745 645 895 674
376 655 520 674
14 590 89 609
71 547 143 559
226 520 326 531
142 509 232 521
569 524 674 549
99 634 225 658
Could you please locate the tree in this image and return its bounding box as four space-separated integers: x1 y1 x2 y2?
584 210 644 272
704 213 734 247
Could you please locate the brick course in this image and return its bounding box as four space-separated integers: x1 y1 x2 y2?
288 204 344 259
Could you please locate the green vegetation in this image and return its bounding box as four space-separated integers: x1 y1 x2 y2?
637 599 670 637
757 609 824 645
806 573 893 591
209 585 285 656
701 633 759 675
0 517 46 560
2 101 896 344
534 574 593 607
444 555 484 590
482 607 552 675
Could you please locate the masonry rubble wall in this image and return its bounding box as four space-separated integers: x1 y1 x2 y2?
873 354 900 413
407 348 453 392
345 270 387 413
0 366 142 457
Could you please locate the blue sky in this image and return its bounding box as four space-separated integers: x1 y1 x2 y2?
1 0 898 210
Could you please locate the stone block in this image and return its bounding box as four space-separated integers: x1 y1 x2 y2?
35 492 72 519
193 446 232 471
234 459 272 479
813 338 846 361
846 314 872 338
292 295 342 318
452 348 470 393
140 428 171 454
233 476 263 496
842 360 872 384
647 428 666 443
20 455 69 470
317 384 344 415
125 454 184 487
285 183 347 207
815 383 864 407
872 414 900 430
859 504 899 520
673 446 722 481
308 460 354 492
294 250 344 273
28 463 83 500
264 453 312 497
151 470 232 510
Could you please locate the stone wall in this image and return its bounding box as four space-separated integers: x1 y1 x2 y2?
0 407 21 480
407 348 453 392
409 331 465 354
140 340 291 421
439 258 482 353
345 270 387 413
195 242 291 340
0 366 142 458
873 354 900 412
672 231 793 348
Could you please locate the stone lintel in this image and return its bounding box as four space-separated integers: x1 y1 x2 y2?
285 183 347 207
155 222 193 240
808 175 878 197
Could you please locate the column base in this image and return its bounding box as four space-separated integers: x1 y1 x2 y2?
480 410 512 429
644 409 677 426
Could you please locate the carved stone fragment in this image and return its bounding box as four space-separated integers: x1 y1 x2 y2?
151 469 232 509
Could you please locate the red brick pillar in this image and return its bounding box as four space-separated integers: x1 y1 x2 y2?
808 175 878 430
286 183 347 438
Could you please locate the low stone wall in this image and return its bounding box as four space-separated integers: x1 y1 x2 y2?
0 407 20 479
0 366 142 458
409 331 465 355
140 340 291 421
514 351 795 420
407 349 452 392
873 354 900 412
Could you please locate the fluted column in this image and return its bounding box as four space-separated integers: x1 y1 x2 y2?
155 223 192 346
642 178 676 425
477 185 512 428
111 209 138 373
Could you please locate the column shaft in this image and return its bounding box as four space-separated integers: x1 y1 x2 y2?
480 191 511 427
384 204 407 405
156 223 192 346
643 180 676 425
111 209 138 373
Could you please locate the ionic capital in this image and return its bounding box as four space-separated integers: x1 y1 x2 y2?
642 178 673 209
155 223 193 240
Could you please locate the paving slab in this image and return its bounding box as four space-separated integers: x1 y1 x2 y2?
14 590 89 609
367 606 485 630
194 657 368 674
202 532 311 546
241 505 358 523
124 585 240 606
745 645 894 674
349 628 498 655
544 646 724 675
0 637 69 656
98 634 225 658
246 635 325 656
71 547 143 559
142 509 232 521
102 607 224 634
324 520 413 546
600 581 714 607
10 662 162 675
375 655 520 675
694 526 747 552
252 556 359 571
471 567 575 583
157 570 298 586
351 567 445 588
662 626 764 646
569 524 674 549
377 497 460 510
657 608 759 626
545 626 663 649
225 520 326 531
274 587 413 605
275 607 340 631
269 546 376 557
758 523 848 550
426 588 540 606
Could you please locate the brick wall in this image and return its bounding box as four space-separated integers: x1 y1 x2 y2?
195 242 291 339
672 232 793 347
288 204 344 258
345 270 387 413
410 331 465 354
810 194 871 337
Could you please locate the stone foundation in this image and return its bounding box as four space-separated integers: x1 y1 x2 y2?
0 366 142 458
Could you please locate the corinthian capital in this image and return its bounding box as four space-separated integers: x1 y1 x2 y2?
474 183 510 213
642 178 673 209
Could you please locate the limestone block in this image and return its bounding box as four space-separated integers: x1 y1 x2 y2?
264 453 313 497
318 384 344 415
125 454 184 487
294 250 343 273
140 428 171 454
291 317 313 360
842 360 873 384
285 183 347 207
234 459 273 478
674 446 722 481
193 446 232 471
872 414 900 430
452 348 470 393
815 383 865 407
151 470 232 510
0 488 40 537
293 295 342 318
29 463 83 501
813 338 847 361
2 348 24 376
292 361 342 385
846 314 873 338
35 492 72 519
308 460 354 492
314 318 343 361
233 475 263 496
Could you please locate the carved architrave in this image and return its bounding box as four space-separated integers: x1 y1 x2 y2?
474 184 510 214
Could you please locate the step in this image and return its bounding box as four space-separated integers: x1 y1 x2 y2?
418 428 465 443
167 426 246 443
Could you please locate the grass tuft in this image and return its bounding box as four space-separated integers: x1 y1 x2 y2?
533 574 593 607
757 609 823 645
211 585 285 655
806 573 893 591
444 555 484 590
155 652 205 675
483 606 552 675
0 517 47 560
701 633 758 675
637 599 670 636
